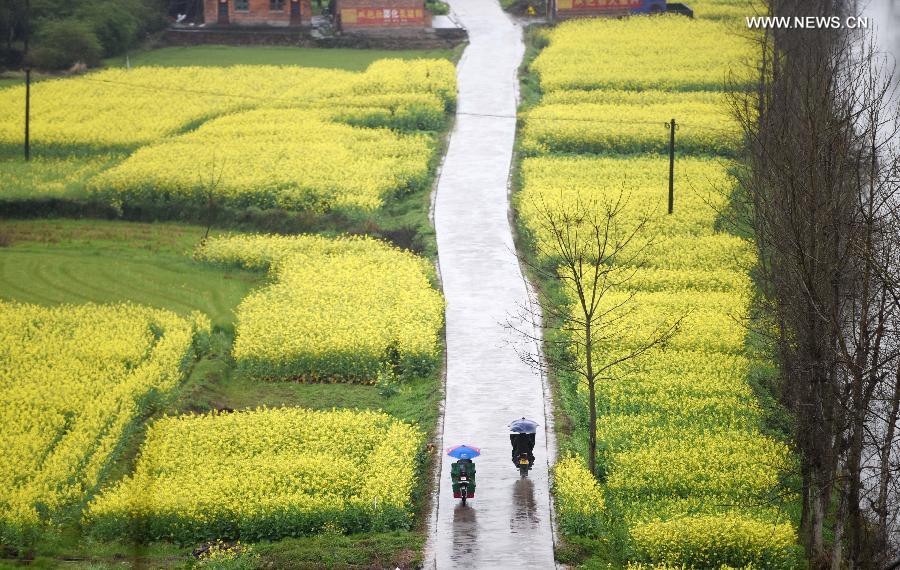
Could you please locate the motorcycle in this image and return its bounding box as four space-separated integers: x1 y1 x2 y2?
509 417 539 478
458 472 471 505
447 444 480 506
516 451 533 477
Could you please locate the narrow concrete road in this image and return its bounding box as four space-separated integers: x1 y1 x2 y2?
428 0 557 567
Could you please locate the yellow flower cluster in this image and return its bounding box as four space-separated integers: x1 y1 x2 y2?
0 302 208 545
196 234 444 382
354 59 457 111
517 155 734 240
530 17 754 93
630 514 799 569
522 17 753 157
0 60 456 148
522 15 797 568
0 59 455 214
91 108 434 214
625 562 756 570
194 232 381 270
690 0 766 21
197 540 257 565
553 455 605 536
521 97 740 156
0 66 344 148
86 407 423 543
0 154 120 201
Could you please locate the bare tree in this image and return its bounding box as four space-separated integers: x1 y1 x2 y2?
509 191 681 475
728 0 900 563
199 154 226 243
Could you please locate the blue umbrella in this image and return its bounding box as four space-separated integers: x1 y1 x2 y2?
446 444 481 460
509 417 539 434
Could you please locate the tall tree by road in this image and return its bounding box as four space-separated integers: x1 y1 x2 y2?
511 192 680 475
729 0 900 564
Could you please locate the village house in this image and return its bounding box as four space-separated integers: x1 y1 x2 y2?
204 0 312 26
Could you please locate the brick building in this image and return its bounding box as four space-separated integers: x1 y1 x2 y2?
204 0 312 26
550 0 664 19
335 0 430 31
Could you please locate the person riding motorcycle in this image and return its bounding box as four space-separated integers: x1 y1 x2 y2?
451 458 476 498
509 417 538 467
510 432 536 465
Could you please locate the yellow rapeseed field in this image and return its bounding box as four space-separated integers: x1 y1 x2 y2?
531 17 755 93
0 302 209 545
92 108 434 214
521 99 740 156
0 60 456 148
196 234 444 382
87 407 423 543
523 15 798 568
0 59 456 215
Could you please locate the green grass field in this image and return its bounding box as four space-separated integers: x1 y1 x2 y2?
0 44 461 90
104 44 459 70
0 220 260 330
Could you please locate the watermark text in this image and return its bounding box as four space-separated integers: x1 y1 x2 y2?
746 16 870 29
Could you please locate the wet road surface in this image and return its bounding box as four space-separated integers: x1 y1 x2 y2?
427 0 557 567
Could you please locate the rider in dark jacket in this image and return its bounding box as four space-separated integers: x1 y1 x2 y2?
510 432 536 465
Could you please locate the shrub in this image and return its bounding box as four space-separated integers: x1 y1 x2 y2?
30 20 102 70
75 2 141 57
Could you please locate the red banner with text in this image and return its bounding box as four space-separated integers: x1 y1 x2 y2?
341 7 425 25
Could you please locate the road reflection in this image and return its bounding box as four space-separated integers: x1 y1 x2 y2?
510 477 539 533
450 503 477 564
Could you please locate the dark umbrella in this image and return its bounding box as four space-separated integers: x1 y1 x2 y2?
508 417 539 434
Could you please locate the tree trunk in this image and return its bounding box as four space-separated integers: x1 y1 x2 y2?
812 483 827 565
585 320 596 475
832 468 848 570
847 378 866 564
876 364 900 545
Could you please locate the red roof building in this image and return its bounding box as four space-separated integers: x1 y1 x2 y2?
205 0 311 26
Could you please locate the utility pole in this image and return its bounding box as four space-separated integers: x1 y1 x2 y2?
24 67 30 161
23 0 30 57
23 0 31 161
665 118 676 214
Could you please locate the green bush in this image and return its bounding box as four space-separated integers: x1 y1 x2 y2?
425 0 450 16
75 2 141 57
30 20 102 69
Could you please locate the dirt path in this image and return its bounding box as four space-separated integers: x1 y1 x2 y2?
427 1 557 567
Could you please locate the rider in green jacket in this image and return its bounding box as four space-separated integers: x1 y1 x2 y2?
451 458 476 498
